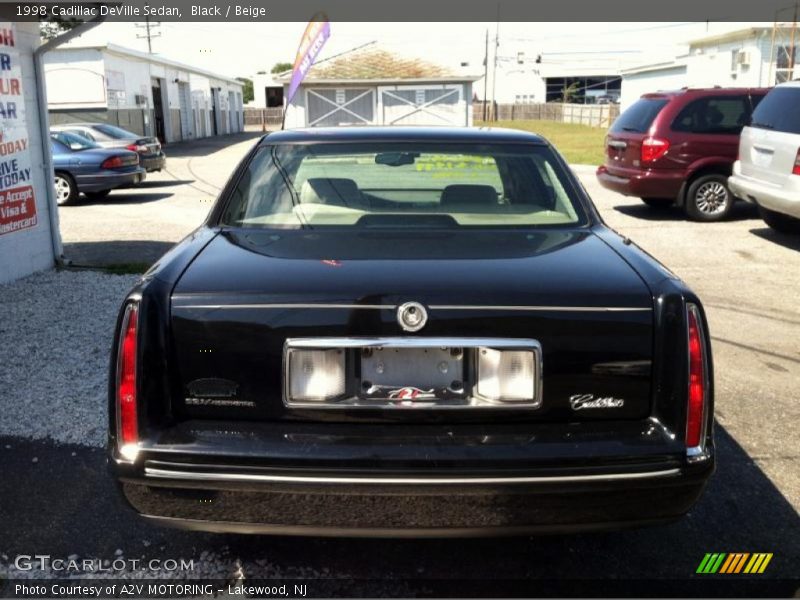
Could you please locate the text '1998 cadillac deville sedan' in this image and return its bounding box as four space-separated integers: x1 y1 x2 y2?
109 127 714 536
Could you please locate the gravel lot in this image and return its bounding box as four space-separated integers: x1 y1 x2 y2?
1 132 797 594
0 270 137 446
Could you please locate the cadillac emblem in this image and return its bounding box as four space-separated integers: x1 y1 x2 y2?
397 301 427 332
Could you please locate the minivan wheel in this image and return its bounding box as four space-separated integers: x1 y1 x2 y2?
641 197 673 208
54 172 78 206
760 206 800 234
685 175 733 221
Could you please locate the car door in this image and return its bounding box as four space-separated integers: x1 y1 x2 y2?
670 94 751 167
739 85 800 187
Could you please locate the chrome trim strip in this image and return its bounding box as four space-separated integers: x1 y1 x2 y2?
144 467 681 485
428 305 652 312
173 303 652 312
174 304 394 310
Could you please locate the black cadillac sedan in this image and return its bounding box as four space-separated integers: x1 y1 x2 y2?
109 127 714 536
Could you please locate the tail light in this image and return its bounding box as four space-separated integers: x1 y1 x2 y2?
116 304 139 462
100 156 124 169
641 137 670 162
126 143 149 154
686 304 709 458
792 148 800 175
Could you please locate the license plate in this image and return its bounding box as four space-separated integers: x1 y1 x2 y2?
359 346 465 401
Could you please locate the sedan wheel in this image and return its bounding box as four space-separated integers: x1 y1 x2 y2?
685 175 732 222
54 173 78 206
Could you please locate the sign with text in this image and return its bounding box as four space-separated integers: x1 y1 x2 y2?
0 22 37 236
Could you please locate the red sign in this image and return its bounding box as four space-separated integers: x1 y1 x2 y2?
0 185 37 235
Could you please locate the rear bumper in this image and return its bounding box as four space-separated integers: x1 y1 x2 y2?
729 166 800 219
111 420 714 536
596 165 685 200
76 168 145 192
122 473 708 537
141 152 166 172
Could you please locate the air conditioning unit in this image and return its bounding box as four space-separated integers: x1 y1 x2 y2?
737 51 751 66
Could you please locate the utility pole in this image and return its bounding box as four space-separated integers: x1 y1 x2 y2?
490 18 499 121
482 29 489 121
135 6 161 54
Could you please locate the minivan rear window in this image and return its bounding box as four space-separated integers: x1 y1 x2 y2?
610 97 669 134
750 88 800 134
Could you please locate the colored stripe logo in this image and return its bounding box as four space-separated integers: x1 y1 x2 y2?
696 553 773 574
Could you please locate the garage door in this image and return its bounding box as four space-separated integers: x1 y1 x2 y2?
306 88 375 127
378 85 464 126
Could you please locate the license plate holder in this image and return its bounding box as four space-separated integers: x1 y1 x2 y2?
359 346 466 402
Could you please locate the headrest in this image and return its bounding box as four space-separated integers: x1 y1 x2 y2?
440 184 498 207
300 178 361 207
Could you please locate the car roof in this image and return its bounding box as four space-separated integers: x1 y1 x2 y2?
775 79 800 88
641 87 771 100
259 126 548 145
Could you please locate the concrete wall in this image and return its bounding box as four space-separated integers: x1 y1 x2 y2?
0 22 56 284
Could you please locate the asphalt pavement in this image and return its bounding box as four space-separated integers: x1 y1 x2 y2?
1 131 797 596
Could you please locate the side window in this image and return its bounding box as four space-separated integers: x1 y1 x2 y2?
68 129 95 141
672 96 749 134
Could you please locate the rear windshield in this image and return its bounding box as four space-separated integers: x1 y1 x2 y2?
94 124 136 139
750 88 800 134
220 142 588 229
610 97 669 134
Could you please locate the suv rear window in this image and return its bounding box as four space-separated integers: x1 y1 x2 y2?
750 87 800 134
610 97 668 133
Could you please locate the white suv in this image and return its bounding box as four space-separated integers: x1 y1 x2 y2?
729 80 800 233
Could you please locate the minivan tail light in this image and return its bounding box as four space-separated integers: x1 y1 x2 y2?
792 148 800 175
641 137 670 162
686 304 708 456
116 303 139 462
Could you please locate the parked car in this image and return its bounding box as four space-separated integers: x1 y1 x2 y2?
596 87 768 221
728 80 800 233
109 127 714 536
51 123 166 173
51 131 145 205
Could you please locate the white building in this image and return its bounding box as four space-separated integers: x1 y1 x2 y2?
620 58 689 111
0 21 59 284
44 43 244 143
620 26 798 109
276 44 482 128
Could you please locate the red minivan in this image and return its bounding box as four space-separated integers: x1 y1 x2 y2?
596 88 768 221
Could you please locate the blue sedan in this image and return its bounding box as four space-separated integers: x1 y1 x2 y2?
51 131 146 205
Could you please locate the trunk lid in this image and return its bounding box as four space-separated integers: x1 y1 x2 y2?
168 229 655 423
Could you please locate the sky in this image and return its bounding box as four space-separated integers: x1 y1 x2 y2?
66 21 770 80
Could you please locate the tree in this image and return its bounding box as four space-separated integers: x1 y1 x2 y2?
236 77 254 104
271 62 293 74
40 19 82 41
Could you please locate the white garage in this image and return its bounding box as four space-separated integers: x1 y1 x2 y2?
278 44 480 129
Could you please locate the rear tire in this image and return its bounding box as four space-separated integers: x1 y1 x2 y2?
54 172 78 206
760 206 800 234
641 197 673 208
84 190 111 200
684 174 733 222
